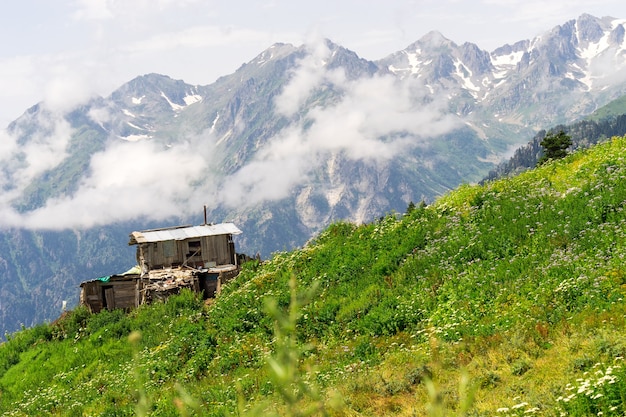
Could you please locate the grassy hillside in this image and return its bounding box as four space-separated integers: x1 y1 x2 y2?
3 136 626 416
587 95 626 122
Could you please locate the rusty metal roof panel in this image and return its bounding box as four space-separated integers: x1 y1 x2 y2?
129 223 242 245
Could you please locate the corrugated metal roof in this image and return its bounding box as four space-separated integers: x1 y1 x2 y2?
129 223 242 245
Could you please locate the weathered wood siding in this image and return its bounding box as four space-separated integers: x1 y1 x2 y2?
138 235 235 269
106 280 138 310
202 235 233 266
140 241 180 269
80 277 139 313
80 281 104 313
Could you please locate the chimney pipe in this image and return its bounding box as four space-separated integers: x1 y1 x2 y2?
203 205 207 226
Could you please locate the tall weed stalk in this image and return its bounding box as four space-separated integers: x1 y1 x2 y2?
239 274 341 416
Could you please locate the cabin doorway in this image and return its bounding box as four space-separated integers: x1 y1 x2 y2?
102 286 115 310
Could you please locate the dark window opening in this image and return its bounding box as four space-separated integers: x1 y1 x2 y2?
188 240 202 256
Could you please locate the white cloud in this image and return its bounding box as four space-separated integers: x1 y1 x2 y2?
71 0 202 21
0 52 115 127
0 55 39 102
0 113 75 230
0 37 460 224
0 111 222 229
216 135 311 208
12 132 217 229
71 0 114 20
88 106 113 127
218 39 460 208
0 55 44 127
122 26 278 54
0 114 72 198
0 129 18 163
42 70 97 115
274 38 346 116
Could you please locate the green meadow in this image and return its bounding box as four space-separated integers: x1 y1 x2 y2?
3 136 626 416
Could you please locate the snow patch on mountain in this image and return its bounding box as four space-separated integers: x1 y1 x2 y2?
210 113 220 133
126 121 145 131
252 43 297 67
612 19 626 29
454 59 481 96
491 50 525 69
216 128 232 146
183 93 202 106
405 50 426 75
575 21 626 90
385 49 433 77
579 31 611 60
160 91 183 111
120 134 151 142
158 90 203 110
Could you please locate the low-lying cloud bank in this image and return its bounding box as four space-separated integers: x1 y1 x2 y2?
217 40 460 208
0 40 460 230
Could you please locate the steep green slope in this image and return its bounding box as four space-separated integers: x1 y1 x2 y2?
587 94 626 122
3 136 626 416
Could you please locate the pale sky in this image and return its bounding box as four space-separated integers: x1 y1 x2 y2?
1 0 626 127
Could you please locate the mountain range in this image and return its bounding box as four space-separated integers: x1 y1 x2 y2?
2 13 626 335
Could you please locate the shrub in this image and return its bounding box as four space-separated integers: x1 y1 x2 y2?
511 359 531 376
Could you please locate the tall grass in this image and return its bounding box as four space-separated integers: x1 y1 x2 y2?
2 136 626 415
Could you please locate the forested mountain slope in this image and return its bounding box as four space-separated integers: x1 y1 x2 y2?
2 135 626 416
483 111 626 180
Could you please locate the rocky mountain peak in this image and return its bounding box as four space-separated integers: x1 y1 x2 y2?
460 42 493 75
415 30 455 51
322 41 380 78
249 42 299 67
110 74 200 108
491 39 530 57
576 13 606 44
534 19 578 63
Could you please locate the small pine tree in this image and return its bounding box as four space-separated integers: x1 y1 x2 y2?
538 130 572 165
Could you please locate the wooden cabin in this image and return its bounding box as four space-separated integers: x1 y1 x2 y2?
79 223 243 313
79 266 141 313
128 223 242 272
